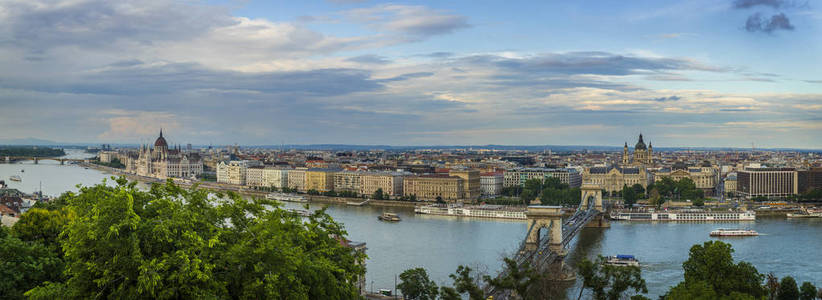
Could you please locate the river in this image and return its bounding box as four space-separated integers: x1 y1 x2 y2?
2 149 820 298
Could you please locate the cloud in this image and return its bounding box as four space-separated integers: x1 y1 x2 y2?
346 54 392 64
456 51 723 76
97 110 181 141
654 96 682 102
345 4 470 39
745 12 795 33
377 72 435 82
0 62 383 96
733 0 789 9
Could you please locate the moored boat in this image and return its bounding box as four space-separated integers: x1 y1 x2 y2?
378 212 401 222
9 175 21 182
710 228 758 237
266 192 307 203
605 255 640 267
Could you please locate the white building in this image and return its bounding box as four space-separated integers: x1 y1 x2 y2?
262 168 289 189
216 160 262 185
480 172 504 196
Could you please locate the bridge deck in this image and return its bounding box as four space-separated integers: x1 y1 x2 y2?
484 207 603 298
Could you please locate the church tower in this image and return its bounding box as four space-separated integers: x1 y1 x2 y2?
647 142 653 165
622 142 629 165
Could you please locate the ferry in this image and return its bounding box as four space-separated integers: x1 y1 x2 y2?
378 212 401 222
610 210 755 221
9 175 21 182
605 255 640 267
414 204 526 220
265 192 307 203
710 228 759 237
787 208 822 218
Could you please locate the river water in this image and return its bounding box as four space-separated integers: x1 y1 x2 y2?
2 149 820 298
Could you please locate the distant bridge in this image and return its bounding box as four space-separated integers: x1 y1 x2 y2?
484 183 610 299
3 156 88 165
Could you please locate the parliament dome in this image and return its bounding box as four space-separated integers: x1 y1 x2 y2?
154 129 168 148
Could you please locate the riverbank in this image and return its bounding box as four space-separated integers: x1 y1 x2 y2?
80 162 419 208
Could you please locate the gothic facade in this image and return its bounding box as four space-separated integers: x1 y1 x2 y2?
129 130 203 179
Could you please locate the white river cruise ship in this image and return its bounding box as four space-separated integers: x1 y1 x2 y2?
610 210 755 221
414 204 526 220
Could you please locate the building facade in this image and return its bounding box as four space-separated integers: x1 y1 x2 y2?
287 168 307 191
798 167 822 193
480 172 504 197
403 175 463 202
503 168 582 188
333 171 362 193
737 168 798 199
449 169 481 201
582 166 651 195
262 168 289 189
129 130 203 179
305 169 336 192
653 164 718 196
361 172 406 197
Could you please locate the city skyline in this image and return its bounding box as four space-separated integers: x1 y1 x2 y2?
1 0 821 148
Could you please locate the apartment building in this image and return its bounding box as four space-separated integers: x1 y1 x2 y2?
504 168 582 188
361 172 406 197
403 174 463 202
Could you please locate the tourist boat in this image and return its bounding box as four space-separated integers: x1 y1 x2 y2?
414 204 527 220
378 212 401 222
787 208 822 218
610 210 755 221
265 192 307 203
9 175 21 182
20 169 24 173
605 255 640 267
709 228 758 237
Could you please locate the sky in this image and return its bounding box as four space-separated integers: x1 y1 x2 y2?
0 0 821 148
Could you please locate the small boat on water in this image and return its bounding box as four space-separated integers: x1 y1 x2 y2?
21 169 24 173
605 255 640 267
710 228 758 237
9 175 22 182
266 192 307 203
787 208 822 218
378 212 401 222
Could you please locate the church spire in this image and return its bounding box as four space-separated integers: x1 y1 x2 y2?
160 128 163 138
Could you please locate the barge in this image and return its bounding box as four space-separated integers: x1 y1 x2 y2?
414 204 526 220
610 210 755 221
710 228 759 237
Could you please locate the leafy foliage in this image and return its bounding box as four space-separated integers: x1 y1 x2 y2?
799 281 816 300
578 255 648 300
22 177 365 300
0 226 64 300
482 257 540 299
777 276 799 300
666 241 765 299
397 268 439 300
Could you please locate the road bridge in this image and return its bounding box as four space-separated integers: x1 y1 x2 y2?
484 183 609 299
3 156 88 165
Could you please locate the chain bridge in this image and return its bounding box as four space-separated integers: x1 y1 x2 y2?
484 183 610 299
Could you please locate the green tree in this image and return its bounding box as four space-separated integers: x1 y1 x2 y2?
26 177 365 300
622 184 638 208
767 273 781 300
673 241 765 298
520 189 537 204
0 226 64 300
397 268 438 300
449 265 485 300
373 188 385 200
577 255 648 300
692 198 705 207
800 282 817 300
631 183 645 198
649 188 663 209
11 207 74 251
778 277 799 300
439 286 461 300
483 258 540 299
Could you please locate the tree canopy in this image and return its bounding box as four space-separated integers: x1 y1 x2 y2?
398 268 439 300
11 177 365 300
665 241 765 299
578 255 648 300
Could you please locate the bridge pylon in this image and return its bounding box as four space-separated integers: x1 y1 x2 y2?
524 206 564 253
579 183 603 212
